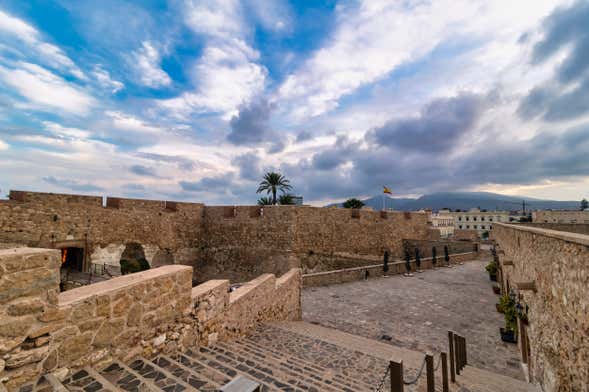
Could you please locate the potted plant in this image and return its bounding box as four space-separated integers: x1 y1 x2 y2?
499 294 518 343
485 261 498 281
492 285 501 295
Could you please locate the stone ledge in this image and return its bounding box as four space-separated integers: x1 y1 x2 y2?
495 223 589 246
59 265 192 306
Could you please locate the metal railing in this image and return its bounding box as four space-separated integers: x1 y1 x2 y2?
375 330 467 392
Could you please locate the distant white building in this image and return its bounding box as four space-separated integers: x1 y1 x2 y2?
532 210 589 223
292 196 304 205
449 208 509 236
431 209 454 238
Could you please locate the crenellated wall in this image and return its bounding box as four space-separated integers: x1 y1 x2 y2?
492 223 589 392
0 190 431 283
0 247 301 390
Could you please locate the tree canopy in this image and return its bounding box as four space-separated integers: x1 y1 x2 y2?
343 198 365 209
256 172 292 205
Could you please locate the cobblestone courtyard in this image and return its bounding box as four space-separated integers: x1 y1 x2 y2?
303 257 525 380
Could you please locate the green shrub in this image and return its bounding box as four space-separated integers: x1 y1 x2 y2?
120 258 150 275
485 262 497 275
499 294 517 332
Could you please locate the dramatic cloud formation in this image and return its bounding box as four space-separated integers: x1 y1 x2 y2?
0 0 587 205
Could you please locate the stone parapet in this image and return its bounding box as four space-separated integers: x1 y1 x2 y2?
0 248 302 391
493 223 589 391
303 251 478 287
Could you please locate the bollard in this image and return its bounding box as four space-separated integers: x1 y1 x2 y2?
426 354 434 392
390 360 404 392
441 352 449 392
454 336 461 375
448 331 455 382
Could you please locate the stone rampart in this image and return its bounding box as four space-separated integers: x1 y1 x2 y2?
532 210 589 224
303 251 478 287
0 247 301 390
519 222 589 235
493 223 589 391
1 190 431 283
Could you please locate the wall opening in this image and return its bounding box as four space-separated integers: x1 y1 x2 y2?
120 242 150 274
61 247 84 272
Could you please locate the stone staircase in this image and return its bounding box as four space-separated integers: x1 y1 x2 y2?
19 322 538 392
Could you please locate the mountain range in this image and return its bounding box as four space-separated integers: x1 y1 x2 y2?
327 192 581 212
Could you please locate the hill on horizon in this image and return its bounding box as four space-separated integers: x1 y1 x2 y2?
327 191 581 212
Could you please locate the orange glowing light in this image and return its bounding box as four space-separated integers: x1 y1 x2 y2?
61 248 68 265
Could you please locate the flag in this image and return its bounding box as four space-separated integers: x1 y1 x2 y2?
383 186 393 195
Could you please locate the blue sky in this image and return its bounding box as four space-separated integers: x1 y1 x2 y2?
0 0 588 205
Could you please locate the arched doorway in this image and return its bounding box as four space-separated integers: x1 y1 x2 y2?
120 242 150 275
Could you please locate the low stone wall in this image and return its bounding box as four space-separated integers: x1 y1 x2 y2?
0 247 301 390
402 239 478 258
453 229 479 241
519 222 589 236
493 223 589 391
303 252 478 287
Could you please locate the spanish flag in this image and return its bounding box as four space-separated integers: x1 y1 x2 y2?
383 186 393 195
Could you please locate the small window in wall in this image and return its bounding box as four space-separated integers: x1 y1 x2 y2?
466 217 470 221
474 217 477 221
490 218 493 222
459 225 463 229
481 217 485 221
458 217 462 221
473 225 477 229
466 225 470 229
481 225 485 230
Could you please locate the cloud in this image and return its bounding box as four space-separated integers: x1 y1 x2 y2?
131 41 171 88
42 121 91 139
232 152 261 181
369 93 485 153
227 98 272 145
159 0 267 118
0 10 85 79
129 165 159 177
0 138 8 150
42 176 103 192
133 152 195 171
92 65 124 93
0 62 95 114
519 1 589 122
311 135 359 170
180 174 235 192
296 131 314 143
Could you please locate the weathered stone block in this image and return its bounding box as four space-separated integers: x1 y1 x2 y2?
93 318 125 348
38 306 70 322
0 315 35 337
127 303 142 327
7 298 44 316
58 331 93 364
5 345 49 369
0 268 58 304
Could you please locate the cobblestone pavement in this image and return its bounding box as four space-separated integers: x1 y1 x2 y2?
303 257 525 380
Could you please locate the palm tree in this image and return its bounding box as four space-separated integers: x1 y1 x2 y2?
342 198 365 209
257 197 273 206
278 194 295 205
256 172 292 205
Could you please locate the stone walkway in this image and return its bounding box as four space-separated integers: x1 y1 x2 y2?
302 257 525 380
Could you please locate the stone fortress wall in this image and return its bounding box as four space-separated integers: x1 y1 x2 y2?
0 191 430 283
532 209 589 223
492 223 589 391
0 247 301 390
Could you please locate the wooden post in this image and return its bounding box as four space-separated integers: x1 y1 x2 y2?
441 352 449 392
448 331 455 381
390 360 404 392
454 336 461 375
426 354 434 392
463 336 467 366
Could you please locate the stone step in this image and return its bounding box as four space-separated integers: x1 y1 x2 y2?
173 352 233 387
151 354 220 391
196 346 307 392
62 367 119 392
100 361 161 391
456 365 540 392
127 357 193 392
210 342 340 392
231 338 369 391
183 348 287 392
